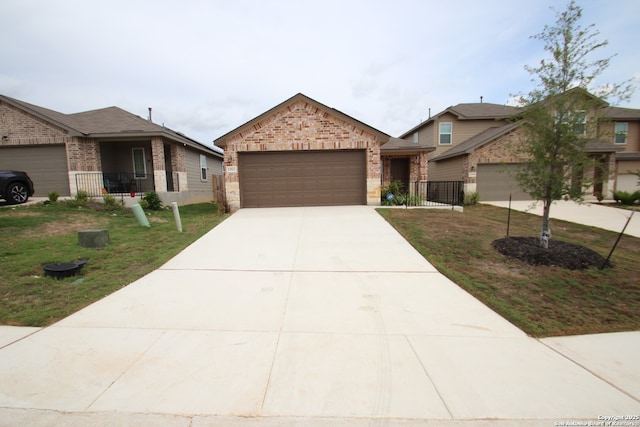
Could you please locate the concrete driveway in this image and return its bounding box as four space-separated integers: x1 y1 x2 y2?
0 206 638 426
484 200 640 238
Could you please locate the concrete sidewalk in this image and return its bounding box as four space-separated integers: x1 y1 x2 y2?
484 200 640 238
0 206 638 426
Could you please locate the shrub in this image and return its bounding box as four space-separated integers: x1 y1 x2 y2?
142 191 162 210
101 194 123 212
47 191 59 203
76 190 88 202
613 190 640 205
381 181 405 206
465 191 479 205
65 190 89 208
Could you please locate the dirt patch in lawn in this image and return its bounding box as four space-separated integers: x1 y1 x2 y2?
25 219 108 238
492 237 611 270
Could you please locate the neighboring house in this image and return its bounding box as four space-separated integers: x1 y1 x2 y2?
601 106 640 192
399 92 637 201
0 94 223 206
214 93 392 211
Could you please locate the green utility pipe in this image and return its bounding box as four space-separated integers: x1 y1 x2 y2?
171 202 183 232
131 203 151 227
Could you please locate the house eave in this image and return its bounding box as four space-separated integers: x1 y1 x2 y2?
381 147 435 156
88 131 223 157
616 152 640 161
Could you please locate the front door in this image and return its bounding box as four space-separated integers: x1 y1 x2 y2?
593 155 607 199
390 158 410 193
164 144 174 192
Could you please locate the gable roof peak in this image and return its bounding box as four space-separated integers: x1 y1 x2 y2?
214 92 390 148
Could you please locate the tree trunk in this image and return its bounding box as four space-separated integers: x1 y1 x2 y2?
540 199 551 249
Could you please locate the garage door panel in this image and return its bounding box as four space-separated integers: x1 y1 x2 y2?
0 145 69 196
239 150 365 208
477 164 532 201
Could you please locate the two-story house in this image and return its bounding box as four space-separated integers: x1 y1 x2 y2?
399 92 638 201
601 106 640 192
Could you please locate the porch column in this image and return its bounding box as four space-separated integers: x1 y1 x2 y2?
418 152 428 181
173 144 188 191
151 137 167 192
67 137 102 196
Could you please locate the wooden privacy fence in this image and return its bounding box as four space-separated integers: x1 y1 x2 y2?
212 174 226 205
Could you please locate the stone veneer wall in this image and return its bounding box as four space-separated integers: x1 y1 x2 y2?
223 100 382 211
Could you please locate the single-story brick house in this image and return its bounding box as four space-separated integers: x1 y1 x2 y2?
214 93 427 211
0 94 223 206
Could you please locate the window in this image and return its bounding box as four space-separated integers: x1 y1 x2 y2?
556 111 586 135
413 132 419 144
200 154 208 180
132 148 146 178
439 123 452 145
573 111 586 135
614 122 628 144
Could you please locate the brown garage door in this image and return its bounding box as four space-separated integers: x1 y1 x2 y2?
0 145 70 196
239 150 366 208
477 163 532 201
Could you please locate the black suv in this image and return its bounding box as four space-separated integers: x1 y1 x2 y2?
0 170 35 204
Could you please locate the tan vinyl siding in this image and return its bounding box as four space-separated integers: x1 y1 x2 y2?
599 121 640 151
185 149 222 192
428 157 465 181
429 114 512 160
628 122 640 151
209 153 223 175
401 124 435 148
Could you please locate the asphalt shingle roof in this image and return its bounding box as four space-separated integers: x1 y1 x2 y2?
380 137 433 152
431 123 520 161
1 94 221 155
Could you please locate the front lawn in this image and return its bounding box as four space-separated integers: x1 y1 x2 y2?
0 201 227 327
378 205 640 337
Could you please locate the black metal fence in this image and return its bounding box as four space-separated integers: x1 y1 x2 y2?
406 181 465 207
75 172 155 197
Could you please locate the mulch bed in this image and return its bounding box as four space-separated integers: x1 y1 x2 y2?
492 237 611 270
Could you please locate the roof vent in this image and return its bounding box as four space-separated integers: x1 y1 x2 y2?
148 107 153 122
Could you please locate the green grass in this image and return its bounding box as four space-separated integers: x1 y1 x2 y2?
378 205 640 337
0 201 228 326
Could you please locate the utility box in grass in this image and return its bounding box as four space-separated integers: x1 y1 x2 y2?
78 229 110 249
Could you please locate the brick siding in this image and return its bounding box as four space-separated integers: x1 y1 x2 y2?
223 99 382 209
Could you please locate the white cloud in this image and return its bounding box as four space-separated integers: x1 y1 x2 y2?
1 0 638 144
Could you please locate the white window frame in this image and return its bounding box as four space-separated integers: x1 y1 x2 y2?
614 122 628 145
439 122 452 145
132 148 147 179
200 154 208 181
413 132 419 144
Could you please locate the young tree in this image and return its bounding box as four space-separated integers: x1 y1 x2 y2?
514 0 634 248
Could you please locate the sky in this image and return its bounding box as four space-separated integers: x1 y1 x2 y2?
1 0 639 151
